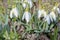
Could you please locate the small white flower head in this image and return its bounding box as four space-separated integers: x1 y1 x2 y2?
45 15 50 24
37 9 47 19
53 6 60 14
49 11 56 22
21 0 23 2
22 0 33 9
57 8 60 14
22 11 31 23
41 10 47 18
10 7 19 18
22 3 27 9
37 9 42 19
53 6 57 10
27 0 33 8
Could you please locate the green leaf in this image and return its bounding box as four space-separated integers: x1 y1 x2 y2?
3 31 10 40
5 15 8 24
50 24 54 30
54 27 58 40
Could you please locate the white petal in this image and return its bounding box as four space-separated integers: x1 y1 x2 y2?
26 0 33 8
25 12 31 23
42 10 47 18
10 10 13 18
28 1 33 8
22 3 26 9
10 7 18 18
27 0 32 2
49 11 56 22
49 15 53 22
38 9 47 19
57 8 60 14
22 11 31 23
21 0 23 2
22 13 25 20
13 8 19 17
28 0 32 1
53 6 57 10
45 15 50 24
37 10 42 19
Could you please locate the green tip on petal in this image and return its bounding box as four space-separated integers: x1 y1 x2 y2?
25 7 29 11
12 5 16 8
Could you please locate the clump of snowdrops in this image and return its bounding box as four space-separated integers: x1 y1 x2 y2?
0 0 60 40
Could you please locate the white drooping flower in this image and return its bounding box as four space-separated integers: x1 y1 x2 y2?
49 11 56 22
38 9 47 19
41 10 47 18
22 11 31 23
53 6 60 14
22 0 33 9
22 3 27 9
10 7 19 18
45 15 51 24
21 0 23 2
53 6 57 10
37 9 42 19
27 0 33 8
44 11 56 24
57 8 60 14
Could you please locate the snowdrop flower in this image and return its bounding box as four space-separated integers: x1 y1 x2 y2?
57 8 60 14
10 7 19 18
37 9 42 19
22 11 31 23
38 9 47 19
41 10 47 18
53 6 60 14
27 0 33 8
22 3 27 9
45 15 50 24
22 0 33 9
21 0 23 2
53 2 59 10
53 6 57 10
49 11 56 22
